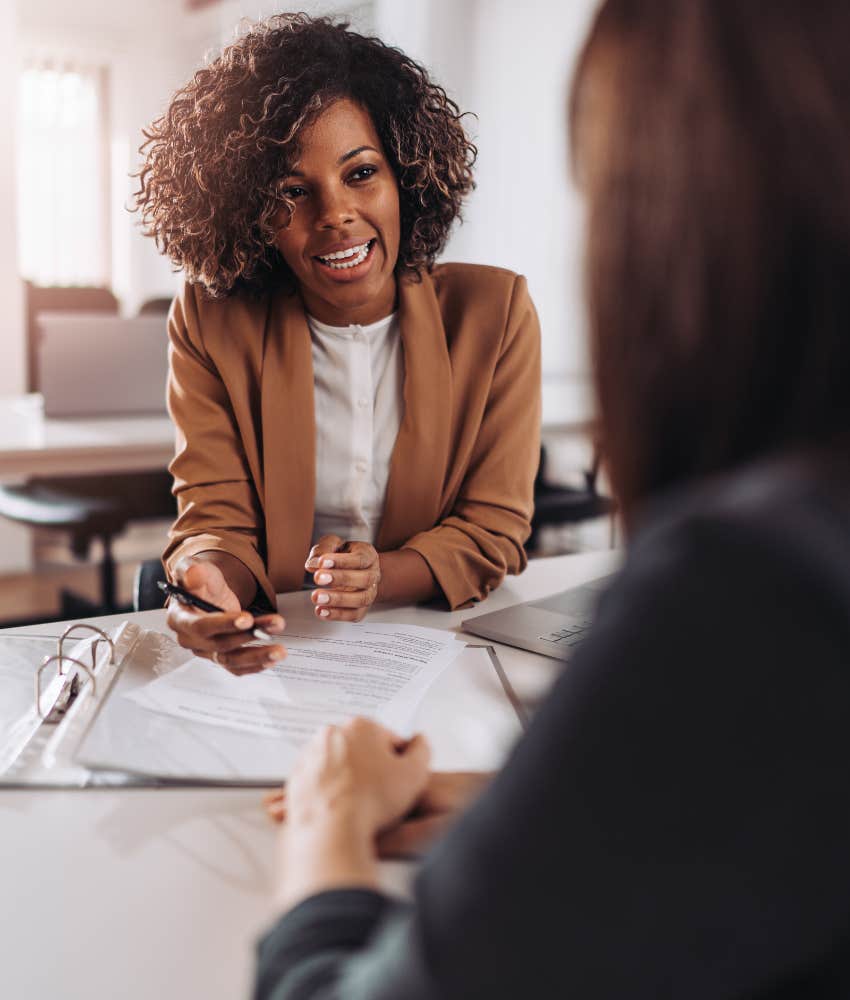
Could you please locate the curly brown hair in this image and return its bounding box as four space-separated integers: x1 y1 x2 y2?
134 14 476 297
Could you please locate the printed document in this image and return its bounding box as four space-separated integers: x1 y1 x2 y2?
126 621 464 745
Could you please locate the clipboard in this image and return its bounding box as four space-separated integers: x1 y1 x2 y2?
0 619 525 788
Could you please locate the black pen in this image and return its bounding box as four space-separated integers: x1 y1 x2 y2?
157 580 277 643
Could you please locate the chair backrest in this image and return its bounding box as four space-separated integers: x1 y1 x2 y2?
137 297 173 316
25 281 119 392
133 558 168 612
536 443 604 494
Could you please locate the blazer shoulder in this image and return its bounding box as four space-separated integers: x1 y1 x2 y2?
172 280 270 355
427 263 535 347
429 261 526 301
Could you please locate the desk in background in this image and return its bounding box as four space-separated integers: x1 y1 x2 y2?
0 550 619 1000
0 395 174 579
0 376 591 483
0 395 174 481
541 372 595 435
0 374 591 475
0 381 595 577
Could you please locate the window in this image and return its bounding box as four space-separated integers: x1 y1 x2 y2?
16 60 110 287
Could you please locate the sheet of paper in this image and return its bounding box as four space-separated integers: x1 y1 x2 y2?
1 637 60 733
125 621 465 745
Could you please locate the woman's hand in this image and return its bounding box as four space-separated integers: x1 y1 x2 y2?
287 718 431 835
376 771 492 857
273 718 431 910
305 535 381 622
265 769 491 858
166 557 286 675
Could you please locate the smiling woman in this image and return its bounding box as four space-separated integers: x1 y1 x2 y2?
272 100 401 327
134 14 541 673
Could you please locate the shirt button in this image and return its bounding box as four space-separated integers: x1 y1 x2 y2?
357 397 369 408
355 459 368 474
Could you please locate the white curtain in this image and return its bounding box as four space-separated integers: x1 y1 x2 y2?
17 60 109 287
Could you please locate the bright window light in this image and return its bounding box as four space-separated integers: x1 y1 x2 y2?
17 62 109 287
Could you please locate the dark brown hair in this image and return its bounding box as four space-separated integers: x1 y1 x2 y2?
134 14 476 297
570 0 850 521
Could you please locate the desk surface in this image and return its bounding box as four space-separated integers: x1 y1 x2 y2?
0 394 174 480
541 372 595 433
0 550 619 1000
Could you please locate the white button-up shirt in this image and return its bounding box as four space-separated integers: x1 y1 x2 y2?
307 312 404 546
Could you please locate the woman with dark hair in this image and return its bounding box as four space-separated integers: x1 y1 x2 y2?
136 15 540 670
254 1 850 996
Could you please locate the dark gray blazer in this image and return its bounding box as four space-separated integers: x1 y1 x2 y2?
255 455 850 999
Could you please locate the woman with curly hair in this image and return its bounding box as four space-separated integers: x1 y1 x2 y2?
136 14 541 671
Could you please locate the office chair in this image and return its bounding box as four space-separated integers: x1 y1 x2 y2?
137 297 173 315
134 557 168 611
0 471 176 615
133 557 277 615
527 444 616 554
0 481 127 613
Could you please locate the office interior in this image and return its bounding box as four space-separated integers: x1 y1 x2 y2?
5 1 850 995
0 0 608 625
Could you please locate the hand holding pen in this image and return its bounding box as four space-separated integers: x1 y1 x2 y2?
162 560 286 676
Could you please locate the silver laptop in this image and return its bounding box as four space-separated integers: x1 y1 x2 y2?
461 574 613 659
37 313 169 417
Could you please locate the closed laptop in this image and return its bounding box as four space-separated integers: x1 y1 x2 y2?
37 313 169 417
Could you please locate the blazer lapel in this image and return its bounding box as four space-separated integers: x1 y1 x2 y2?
377 272 453 550
261 288 316 591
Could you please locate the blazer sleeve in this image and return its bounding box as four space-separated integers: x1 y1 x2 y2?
402 276 541 609
162 284 275 606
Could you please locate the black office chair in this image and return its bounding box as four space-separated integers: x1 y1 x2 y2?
0 471 176 616
527 444 616 554
134 557 276 615
134 557 168 611
0 481 127 613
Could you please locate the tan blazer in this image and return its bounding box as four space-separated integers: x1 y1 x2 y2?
163 263 541 610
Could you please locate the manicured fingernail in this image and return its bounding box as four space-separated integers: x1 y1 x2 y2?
235 615 251 628
305 559 316 569
316 592 330 605
316 572 332 585
319 609 330 618
321 558 334 568
267 650 280 663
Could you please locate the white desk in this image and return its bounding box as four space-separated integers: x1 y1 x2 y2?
0 550 619 1000
541 372 595 434
0 395 174 480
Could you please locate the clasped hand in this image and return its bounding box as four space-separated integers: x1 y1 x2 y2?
265 718 491 860
305 534 381 622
